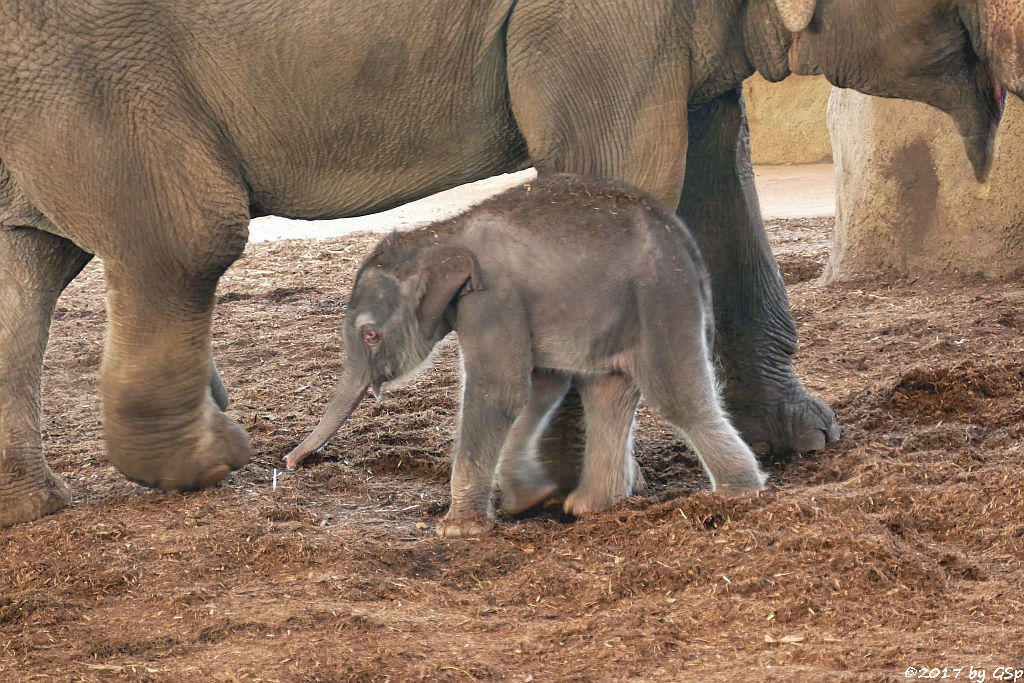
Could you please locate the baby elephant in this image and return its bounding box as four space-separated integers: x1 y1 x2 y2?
286 174 766 537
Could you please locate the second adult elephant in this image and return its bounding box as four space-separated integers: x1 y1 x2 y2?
1 0 1018 526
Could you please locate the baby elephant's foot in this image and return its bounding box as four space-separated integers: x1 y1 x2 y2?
563 486 627 517
500 480 558 515
435 510 494 538
563 456 640 516
632 464 647 492
713 470 768 495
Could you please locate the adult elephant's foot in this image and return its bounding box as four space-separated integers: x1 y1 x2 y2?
106 397 253 492
0 452 71 527
435 510 494 538
723 380 840 457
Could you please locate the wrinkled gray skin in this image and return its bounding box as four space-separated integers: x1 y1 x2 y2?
286 175 768 537
1 0 1020 527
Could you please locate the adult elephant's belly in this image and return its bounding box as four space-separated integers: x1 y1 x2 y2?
239 111 529 221
197 41 527 220
175 0 526 221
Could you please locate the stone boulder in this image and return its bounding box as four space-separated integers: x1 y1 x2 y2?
824 89 1024 281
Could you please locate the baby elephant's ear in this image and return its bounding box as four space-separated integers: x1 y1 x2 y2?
416 246 482 334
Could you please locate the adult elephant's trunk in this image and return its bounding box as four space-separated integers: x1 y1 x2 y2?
947 63 1005 183
956 0 1023 181
285 366 368 469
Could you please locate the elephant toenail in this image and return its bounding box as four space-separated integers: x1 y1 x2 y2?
795 429 826 453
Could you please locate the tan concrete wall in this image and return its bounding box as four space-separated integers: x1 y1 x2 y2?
744 74 833 164
825 88 1024 281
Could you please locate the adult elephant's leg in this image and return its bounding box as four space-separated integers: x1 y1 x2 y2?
0 229 91 527
209 359 229 411
507 0 689 485
100 214 253 491
506 1 690 206
0 44 253 492
677 87 839 455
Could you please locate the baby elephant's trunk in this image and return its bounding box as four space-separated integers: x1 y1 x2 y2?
285 368 368 469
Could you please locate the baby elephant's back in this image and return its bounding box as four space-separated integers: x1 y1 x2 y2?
457 175 711 356
463 175 708 304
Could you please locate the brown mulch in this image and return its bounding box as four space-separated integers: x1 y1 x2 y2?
2 216 1023 681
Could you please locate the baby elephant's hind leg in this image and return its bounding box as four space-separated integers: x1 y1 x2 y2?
637 340 766 493
677 401 767 493
563 374 641 516
497 370 572 514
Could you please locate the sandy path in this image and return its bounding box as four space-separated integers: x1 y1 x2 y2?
248 164 836 242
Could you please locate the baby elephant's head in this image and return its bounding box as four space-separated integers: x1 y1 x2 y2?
347 243 482 395
284 240 480 469
344 266 432 397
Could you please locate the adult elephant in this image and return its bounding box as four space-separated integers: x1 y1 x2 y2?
0 0 1017 526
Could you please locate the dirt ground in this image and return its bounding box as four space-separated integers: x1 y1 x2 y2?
3 216 1023 681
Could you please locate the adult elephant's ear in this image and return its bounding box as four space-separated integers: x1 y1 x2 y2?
774 0 816 32
415 246 483 336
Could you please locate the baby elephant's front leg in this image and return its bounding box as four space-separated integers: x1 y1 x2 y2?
437 376 529 537
564 374 642 516
497 370 572 514
436 322 532 537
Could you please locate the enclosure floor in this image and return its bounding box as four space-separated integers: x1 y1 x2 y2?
3 215 1022 680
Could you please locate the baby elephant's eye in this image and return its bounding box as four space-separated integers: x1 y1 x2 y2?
362 327 380 344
